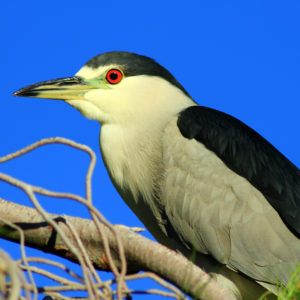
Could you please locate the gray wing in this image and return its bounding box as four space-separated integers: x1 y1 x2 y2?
161 117 300 285
177 106 300 236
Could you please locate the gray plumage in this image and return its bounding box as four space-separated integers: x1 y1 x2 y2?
14 51 300 299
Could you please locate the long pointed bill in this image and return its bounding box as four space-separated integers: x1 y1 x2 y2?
13 76 96 101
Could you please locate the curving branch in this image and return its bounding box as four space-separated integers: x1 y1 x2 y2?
0 138 236 300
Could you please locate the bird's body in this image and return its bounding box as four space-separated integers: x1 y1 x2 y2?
14 52 300 299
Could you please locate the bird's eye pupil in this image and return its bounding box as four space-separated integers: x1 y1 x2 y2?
106 69 123 84
109 72 118 80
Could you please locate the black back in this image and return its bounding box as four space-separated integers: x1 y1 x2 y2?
178 106 300 237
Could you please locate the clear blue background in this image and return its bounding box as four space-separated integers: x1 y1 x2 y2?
1 1 300 299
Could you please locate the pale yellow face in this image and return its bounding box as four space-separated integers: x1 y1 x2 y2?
14 63 194 127
74 65 193 124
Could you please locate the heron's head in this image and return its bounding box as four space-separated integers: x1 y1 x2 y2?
14 52 193 125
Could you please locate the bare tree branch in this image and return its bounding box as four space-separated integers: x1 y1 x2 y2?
0 198 235 300
0 138 237 300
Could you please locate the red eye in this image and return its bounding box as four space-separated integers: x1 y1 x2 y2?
106 69 123 84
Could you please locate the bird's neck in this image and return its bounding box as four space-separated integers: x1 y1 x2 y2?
99 90 195 200
100 122 169 236
99 91 195 237
100 122 164 200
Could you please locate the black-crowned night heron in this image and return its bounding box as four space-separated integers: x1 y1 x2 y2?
14 52 300 299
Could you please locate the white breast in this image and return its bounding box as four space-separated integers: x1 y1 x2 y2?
99 122 171 241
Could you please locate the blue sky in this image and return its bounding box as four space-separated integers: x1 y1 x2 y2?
1 1 300 298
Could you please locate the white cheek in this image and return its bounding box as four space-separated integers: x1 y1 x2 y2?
84 89 129 117
66 100 110 122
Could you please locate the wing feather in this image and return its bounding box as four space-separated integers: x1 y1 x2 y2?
161 111 300 285
177 106 300 235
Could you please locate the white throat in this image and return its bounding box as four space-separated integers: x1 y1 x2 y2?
98 82 194 236
98 77 195 201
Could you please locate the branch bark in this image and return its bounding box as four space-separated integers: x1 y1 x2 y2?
0 198 236 300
